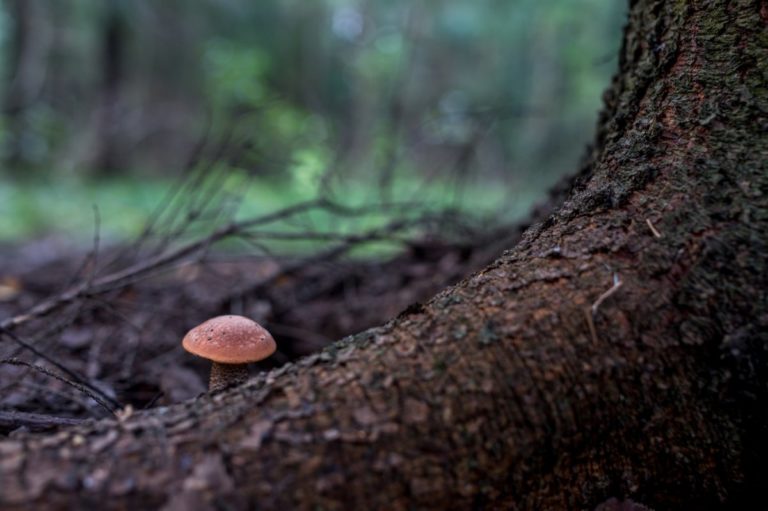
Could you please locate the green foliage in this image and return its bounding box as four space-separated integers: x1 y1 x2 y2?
203 40 270 110
0 0 627 242
0 178 169 241
289 146 330 195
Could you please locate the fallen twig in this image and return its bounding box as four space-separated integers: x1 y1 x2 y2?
0 326 122 410
592 273 623 315
646 218 662 238
0 199 419 331
0 409 87 432
585 273 624 344
0 358 116 416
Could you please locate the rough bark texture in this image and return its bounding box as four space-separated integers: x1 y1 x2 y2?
1 0 767 509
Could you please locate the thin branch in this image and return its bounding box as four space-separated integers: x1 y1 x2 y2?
0 409 87 432
646 218 662 238
90 204 101 282
585 308 599 345
223 218 416 306
0 326 122 410
63 205 102 289
0 358 116 416
591 273 623 315
585 273 624 345
0 199 419 331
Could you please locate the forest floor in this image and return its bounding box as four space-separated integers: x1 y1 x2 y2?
0 221 525 435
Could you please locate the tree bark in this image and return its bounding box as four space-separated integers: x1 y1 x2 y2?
1 1 767 509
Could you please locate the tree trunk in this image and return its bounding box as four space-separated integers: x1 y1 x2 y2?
2 0 50 169
1 1 766 509
91 0 128 175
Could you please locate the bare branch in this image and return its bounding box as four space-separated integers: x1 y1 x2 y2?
0 410 87 432
0 358 116 416
0 199 420 332
0 325 122 410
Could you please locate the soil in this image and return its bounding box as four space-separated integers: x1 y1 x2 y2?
0 224 522 433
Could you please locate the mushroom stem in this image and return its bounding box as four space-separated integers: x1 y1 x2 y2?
209 362 249 391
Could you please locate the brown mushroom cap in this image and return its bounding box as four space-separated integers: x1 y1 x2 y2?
182 315 276 364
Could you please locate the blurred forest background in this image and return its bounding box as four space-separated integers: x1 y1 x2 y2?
0 0 625 244
0 1 629 421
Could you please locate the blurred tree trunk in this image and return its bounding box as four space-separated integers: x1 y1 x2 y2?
1 1 766 509
91 0 129 174
2 0 49 169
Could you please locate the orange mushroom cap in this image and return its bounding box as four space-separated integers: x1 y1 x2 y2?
182 315 276 364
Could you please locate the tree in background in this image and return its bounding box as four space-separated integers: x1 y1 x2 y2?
90 0 129 174
0 1 625 189
1 0 49 169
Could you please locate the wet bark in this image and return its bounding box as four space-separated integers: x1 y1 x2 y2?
1 0 767 509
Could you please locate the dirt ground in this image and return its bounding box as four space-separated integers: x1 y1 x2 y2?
0 223 522 434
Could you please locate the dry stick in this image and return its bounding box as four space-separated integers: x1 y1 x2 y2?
142 391 164 410
0 200 417 332
114 121 233 266
0 409 87 432
591 273 623 314
6 297 86 361
151 162 233 258
0 358 116 416
91 164 225 291
103 166 206 271
62 205 102 290
0 199 428 417
88 204 101 285
224 218 417 306
240 230 413 243
1 302 96 402
0 205 416 403
646 218 662 238
584 273 624 345
0 201 422 408
585 310 600 346
0 326 121 410
147 122 269 261
88 295 146 334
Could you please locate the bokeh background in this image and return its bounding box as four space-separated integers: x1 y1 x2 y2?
0 0 626 244
0 1 631 419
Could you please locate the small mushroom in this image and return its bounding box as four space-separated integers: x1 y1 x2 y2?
182 315 276 391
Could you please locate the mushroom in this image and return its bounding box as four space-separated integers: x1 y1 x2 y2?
182 315 276 391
